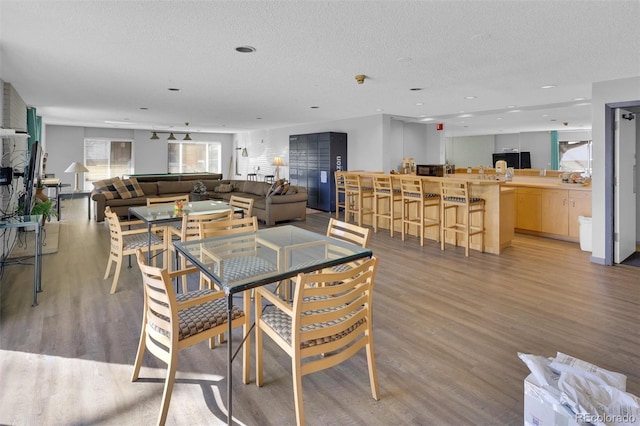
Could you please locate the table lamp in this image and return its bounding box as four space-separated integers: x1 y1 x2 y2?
64 161 90 191
272 156 285 180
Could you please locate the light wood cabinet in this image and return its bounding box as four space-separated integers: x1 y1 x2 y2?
513 184 591 241
516 187 541 231
568 190 592 238
541 189 569 235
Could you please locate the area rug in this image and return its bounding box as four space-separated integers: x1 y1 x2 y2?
7 221 59 258
621 251 640 267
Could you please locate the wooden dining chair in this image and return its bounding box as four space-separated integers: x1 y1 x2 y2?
229 195 254 218
146 194 190 207
326 217 370 248
254 256 380 426
334 170 346 219
343 172 374 227
372 174 402 236
167 210 234 292
440 180 485 256
400 176 440 246
198 215 258 239
146 194 191 236
132 250 249 426
103 206 166 294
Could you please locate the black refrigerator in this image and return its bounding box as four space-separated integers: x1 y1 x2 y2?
289 132 347 212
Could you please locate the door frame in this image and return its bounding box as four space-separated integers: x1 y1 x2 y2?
604 100 640 265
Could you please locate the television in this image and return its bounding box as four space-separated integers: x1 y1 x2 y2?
19 140 42 216
492 151 531 169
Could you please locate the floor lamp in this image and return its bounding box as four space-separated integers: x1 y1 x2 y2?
65 161 89 191
272 156 285 181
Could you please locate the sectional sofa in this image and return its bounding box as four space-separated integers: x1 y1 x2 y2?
91 174 308 226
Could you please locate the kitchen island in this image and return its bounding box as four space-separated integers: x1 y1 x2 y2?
353 173 515 255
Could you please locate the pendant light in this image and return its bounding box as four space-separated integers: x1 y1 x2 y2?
150 131 159 140
167 132 176 141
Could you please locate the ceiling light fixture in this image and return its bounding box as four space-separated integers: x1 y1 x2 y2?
410 88 422 91
150 131 159 140
464 96 477 100
235 46 256 53
355 74 366 84
540 85 556 89
167 132 176 141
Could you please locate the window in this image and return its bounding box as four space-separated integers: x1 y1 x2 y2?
84 139 133 189
559 140 592 174
168 141 221 173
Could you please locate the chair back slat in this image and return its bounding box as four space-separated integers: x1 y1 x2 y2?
147 194 190 207
326 218 370 248
229 195 254 218
199 215 258 239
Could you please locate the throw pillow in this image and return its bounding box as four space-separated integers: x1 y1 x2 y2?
214 183 234 193
93 177 121 200
113 177 145 199
268 178 287 197
278 183 290 195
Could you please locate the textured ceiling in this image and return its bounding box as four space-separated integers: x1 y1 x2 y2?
1 0 639 137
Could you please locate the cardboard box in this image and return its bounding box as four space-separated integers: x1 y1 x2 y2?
524 373 583 426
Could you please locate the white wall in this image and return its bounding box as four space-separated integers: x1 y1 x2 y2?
591 76 640 263
234 114 386 179
445 135 495 168
45 124 234 189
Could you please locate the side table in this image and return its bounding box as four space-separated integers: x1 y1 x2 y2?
58 190 92 220
189 192 210 201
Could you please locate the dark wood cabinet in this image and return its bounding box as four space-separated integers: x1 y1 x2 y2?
289 132 347 211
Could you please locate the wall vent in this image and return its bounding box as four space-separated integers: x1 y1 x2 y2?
2 83 27 131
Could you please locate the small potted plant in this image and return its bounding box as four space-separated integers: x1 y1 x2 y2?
30 198 57 225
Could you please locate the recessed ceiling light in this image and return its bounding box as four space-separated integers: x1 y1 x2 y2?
496 117 503 120
139 107 148 110
420 117 434 122
540 85 556 89
168 88 180 91
415 102 424 106
409 88 422 91
376 108 384 112
464 96 477 100
310 106 319 109
256 117 262 120
506 105 516 109
574 97 586 101
507 109 521 113
397 57 412 62
459 114 472 118
235 46 256 53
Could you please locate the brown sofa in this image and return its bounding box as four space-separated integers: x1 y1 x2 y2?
91 176 308 226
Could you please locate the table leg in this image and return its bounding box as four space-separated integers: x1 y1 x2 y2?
227 293 233 426
32 221 42 306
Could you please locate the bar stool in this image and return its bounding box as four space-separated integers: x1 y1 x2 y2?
264 174 275 183
399 176 440 246
440 180 485 256
247 173 257 181
343 172 374 227
372 174 402 236
334 170 346 219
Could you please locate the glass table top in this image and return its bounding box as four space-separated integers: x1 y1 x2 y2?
129 200 241 224
174 225 372 294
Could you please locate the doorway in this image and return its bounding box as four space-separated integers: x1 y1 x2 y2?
605 102 640 265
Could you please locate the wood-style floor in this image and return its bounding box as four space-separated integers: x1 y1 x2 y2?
1 199 639 425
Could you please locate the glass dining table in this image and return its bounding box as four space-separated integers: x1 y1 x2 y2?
129 200 243 262
173 225 373 425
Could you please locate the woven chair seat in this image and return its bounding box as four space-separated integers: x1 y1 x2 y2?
210 256 277 282
262 305 364 348
444 196 483 203
151 292 244 340
123 232 163 250
405 192 439 199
